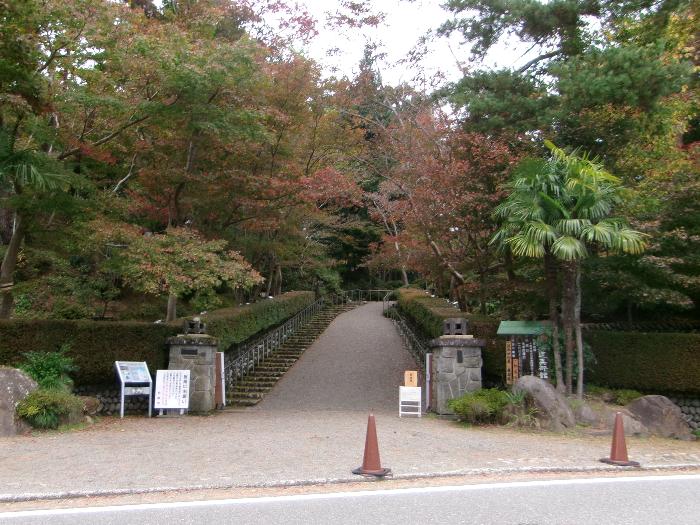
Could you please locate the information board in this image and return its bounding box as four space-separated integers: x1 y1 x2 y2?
114 361 152 418
115 361 151 383
154 370 190 411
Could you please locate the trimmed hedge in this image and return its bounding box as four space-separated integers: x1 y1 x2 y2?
203 291 315 350
586 331 700 395
0 291 315 386
396 288 504 385
396 288 462 338
0 320 174 386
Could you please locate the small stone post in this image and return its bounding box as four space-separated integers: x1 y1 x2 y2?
166 318 218 412
429 335 485 415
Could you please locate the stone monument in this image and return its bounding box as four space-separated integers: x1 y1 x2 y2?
166 317 218 412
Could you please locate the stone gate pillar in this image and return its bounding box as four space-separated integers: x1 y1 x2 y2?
166 325 218 412
429 335 485 415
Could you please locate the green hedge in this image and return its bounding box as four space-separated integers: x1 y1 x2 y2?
0 320 174 386
0 291 315 386
396 288 504 385
203 291 315 350
396 288 461 338
586 331 700 394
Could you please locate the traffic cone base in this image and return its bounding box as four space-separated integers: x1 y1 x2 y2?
600 457 640 467
353 414 392 478
599 411 641 468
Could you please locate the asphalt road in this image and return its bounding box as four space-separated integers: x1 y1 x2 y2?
2 474 699 525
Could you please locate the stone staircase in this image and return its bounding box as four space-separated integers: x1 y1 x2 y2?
228 303 357 407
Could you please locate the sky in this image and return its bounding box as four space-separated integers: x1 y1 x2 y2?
292 0 532 88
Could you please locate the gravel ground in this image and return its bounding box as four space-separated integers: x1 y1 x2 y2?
1 303 698 504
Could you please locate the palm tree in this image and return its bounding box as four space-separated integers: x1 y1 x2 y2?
493 141 646 398
0 130 67 318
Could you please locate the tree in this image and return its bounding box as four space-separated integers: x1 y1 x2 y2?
91 221 262 321
494 141 646 397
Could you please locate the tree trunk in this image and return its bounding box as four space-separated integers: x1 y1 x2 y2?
574 263 584 399
561 262 577 395
544 252 565 392
166 293 177 322
479 269 487 315
400 265 409 286
265 259 275 297
0 212 25 319
275 264 282 296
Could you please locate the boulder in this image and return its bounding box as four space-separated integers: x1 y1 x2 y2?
626 395 693 440
0 367 38 437
602 407 649 437
572 400 599 427
513 375 575 431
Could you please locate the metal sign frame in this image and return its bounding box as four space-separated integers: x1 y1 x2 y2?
399 386 422 417
114 361 152 418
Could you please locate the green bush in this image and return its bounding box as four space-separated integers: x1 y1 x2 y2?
16 389 84 429
204 291 315 350
0 291 315 386
448 388 510 424
19 344 77 390
614 389 644 405
585 331 700 394
396 288 461 338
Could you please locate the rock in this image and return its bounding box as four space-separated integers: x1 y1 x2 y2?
626 395 693 440
513 376 575 432
602 407 649 437
572 401 599 426
0 367 38 437
79 396 101 416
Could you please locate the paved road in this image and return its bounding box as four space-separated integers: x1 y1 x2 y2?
258 302 417 413
3 475 699 524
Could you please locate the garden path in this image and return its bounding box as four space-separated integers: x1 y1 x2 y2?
257 301 417 413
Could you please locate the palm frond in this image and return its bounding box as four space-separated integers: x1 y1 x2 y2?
557 218 590 236
580 221 616 245
612 228 648 255
506 234 546 258
551 235 588 261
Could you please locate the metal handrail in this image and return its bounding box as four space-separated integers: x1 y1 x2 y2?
224 295 327 392
385 306 428 372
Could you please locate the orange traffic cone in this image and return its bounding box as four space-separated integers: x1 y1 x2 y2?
600 412 640 467
352 413 392 478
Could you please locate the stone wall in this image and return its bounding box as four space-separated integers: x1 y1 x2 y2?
668 395 700 431
73 385 150 416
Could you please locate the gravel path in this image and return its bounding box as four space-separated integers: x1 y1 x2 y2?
0 302 698 503
257 302 417 413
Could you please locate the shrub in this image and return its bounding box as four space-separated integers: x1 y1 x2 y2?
614 389 644 405
585 331 700 394
16 389 84 429
448 388 510 424
19 344 77 391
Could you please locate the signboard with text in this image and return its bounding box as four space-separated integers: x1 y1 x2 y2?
114 361 152 418
154 370 190 410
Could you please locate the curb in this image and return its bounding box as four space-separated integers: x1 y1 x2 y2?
2 463 700 503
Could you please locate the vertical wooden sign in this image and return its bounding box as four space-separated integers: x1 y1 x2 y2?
505 340 513 385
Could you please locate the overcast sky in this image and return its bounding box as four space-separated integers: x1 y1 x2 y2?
293 0 530 88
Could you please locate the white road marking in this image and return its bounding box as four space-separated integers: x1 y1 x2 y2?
2 474 699 519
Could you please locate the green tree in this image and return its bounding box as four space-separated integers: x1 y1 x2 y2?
494 141 646 397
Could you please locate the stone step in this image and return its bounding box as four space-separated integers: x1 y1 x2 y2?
228 397 260 406
232 385 272 393
231 391 265 400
